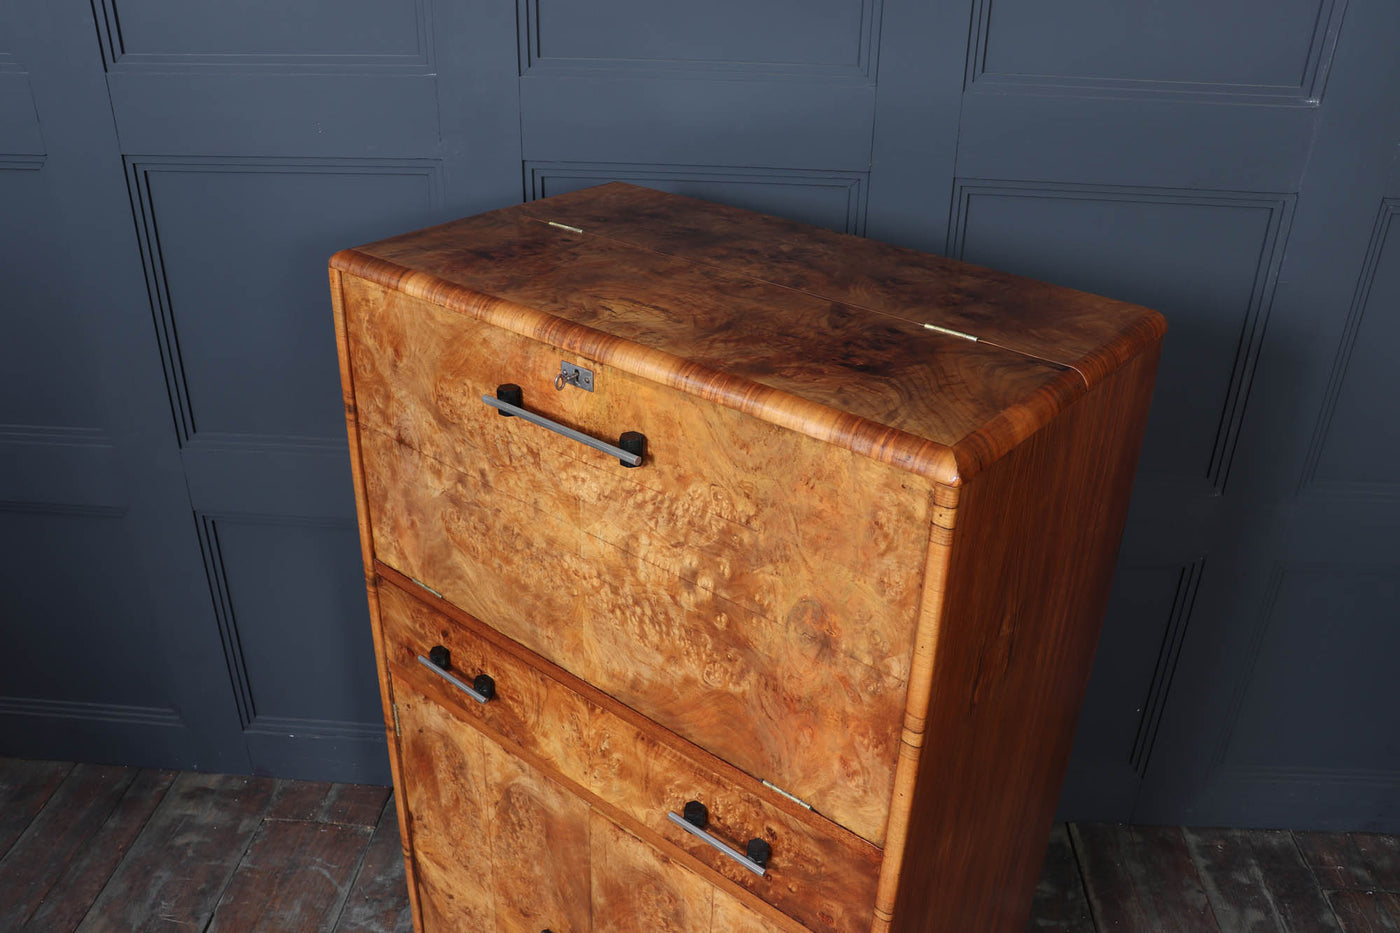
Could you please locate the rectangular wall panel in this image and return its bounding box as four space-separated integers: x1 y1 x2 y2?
523 0 878 76
528 162 867 233
1306 200 1400 492
95 0 429 69
951 182 1292 490
520 77 875 171
128 159 443 445
0 56 44 156
0 170 108 426
1219 564 1400 778
0 511 169 709
970 0 1344 102
200 516 386 781
1060 562 1203 820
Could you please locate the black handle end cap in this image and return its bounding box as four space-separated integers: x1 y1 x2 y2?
427 645 450 670
496 383 522 415
682 799 708 829
618 430 646 467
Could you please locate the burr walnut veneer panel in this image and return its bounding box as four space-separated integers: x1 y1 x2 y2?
379 574 880 932
331 183 1164 932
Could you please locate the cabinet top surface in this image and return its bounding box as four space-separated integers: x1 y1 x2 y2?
332 183 1164 484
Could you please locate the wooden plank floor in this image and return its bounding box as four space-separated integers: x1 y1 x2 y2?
3 758 1399 932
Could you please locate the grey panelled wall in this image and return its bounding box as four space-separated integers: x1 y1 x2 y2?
1 0 1397 829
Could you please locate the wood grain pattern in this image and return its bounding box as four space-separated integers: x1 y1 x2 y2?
0 764 172 930
482 738 592 933
333 184 1167 933
1298 834 1381 892
1328 891 1400 933
335 800 415 933
516 183 1165 390
331 265 424 933
333 220 1095 483
1073 824 1220 932
266 781 390 827
362 428 906 845
712 887 788 933
393 679 497 933
378 574 880 933
0 758 72 855
592 813 712 933
882 344 1163 933
1027 823 1096 933
76 772 278 933
206 819 373 933
21 768 175 933
1183 827 1342 932
1353 836 1400 892
342 273 932 689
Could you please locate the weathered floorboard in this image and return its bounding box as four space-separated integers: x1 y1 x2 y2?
334 797 414 933
1299 833 1389 892
75 772 277 933
0 758 72 857
266 780 391 827
22 768 175 932
1028 823 1095 933
1326 891 1400 933
206 819 373 933
0 764 141 929
1183 827 1342 933
1074 823 1221 932
4 755 1400 933
1352 835 1400 893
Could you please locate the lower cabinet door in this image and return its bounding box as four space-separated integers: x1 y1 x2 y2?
395 676 790 933
397 676 591 932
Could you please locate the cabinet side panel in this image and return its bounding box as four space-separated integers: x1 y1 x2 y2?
887 341 1162 933
330 267 423 930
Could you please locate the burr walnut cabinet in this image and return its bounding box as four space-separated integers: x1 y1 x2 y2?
329 183 1164 933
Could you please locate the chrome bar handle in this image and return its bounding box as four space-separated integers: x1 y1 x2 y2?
481 390 644 467
666 809 769 877
417 654 495 705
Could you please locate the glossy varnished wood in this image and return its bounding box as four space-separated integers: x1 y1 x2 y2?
331 184 1167 933
592 813 713 933
482 738 592 932
515 183 1165 390
393 679 497 932
378 574 880 933
882 345 1162 932
331 266 425 933
359 423 911 845
342 273 933 832
341 273 932 687
332 203 1103 484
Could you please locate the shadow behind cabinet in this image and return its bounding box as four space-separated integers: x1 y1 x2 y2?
329 184 1164 932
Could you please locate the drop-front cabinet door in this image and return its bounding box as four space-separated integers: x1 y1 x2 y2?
393 667 781 932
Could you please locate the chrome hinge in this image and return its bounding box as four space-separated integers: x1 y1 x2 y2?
922 322 979 342
391 703 401 737
547 220 584 234
410 576 443 599
762 779 814 810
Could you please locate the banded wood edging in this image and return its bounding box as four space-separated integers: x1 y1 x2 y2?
331 249 1094 485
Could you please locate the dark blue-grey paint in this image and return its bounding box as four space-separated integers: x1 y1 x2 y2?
2 0 1398 829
